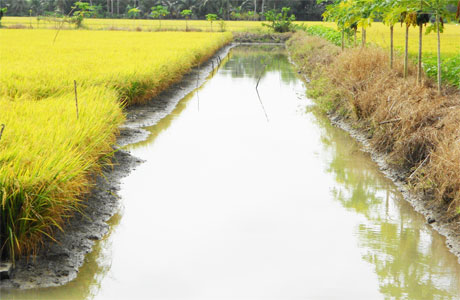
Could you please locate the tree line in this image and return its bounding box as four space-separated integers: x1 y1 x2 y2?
0 0 328 20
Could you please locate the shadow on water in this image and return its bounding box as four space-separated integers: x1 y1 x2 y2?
312 110 460 299
4 45 460 300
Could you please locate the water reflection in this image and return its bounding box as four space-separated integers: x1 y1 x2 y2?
223 45 297 84
315 111 460 299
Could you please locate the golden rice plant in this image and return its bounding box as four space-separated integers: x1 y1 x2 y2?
0 29 232 261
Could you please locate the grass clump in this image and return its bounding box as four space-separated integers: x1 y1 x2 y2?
288 31 460 219
0 29 232 261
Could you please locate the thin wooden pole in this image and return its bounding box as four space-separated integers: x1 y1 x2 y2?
74 80 79 120
0 124 5 141
404 25 409 78
341 30 344 51
390 25 394 69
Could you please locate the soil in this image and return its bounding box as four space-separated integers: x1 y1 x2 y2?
0 44 234 290
232 32 292 43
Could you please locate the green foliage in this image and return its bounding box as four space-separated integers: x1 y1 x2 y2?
218 19 227 32
206 13 218 21
72 2 94 28
263 7 296 33
306 25 353 47
423 53 460 88
151 5 169 20
0 7 7 27
151 5 169 29
181 9 192 19
206 13 217 30
127 7 140 19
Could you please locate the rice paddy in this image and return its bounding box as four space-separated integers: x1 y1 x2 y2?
0 29 232 261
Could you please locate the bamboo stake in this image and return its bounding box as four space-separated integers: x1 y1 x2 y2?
74 80 79 120
196 64 200 111
0 124 5 141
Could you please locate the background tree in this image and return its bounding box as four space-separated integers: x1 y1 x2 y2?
151 5 169 29
322 0 353 51
127 6 140 18
425 0 456 93
205 12 217 30
0 7 7 27
380 0 407 68
263 7 295 32
72 1 94 28
180 8 192 30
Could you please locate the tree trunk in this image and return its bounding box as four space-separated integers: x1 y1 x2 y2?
341 30 344 51
354 28 357 47
361 28 366 47
417 0 423 85
111 0 113 15
254 0 257 20
390 25 394 69
227 0 230 20
107 0 110 13
417 23 423 85
404 25 409 78
436 13 442 94
117 0 119 15
261 0 265 15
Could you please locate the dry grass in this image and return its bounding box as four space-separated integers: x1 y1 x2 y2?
288 32 460 217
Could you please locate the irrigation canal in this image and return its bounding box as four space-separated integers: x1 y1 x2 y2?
5 45 460 300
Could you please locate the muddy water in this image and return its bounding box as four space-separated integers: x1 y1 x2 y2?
5 45 460 300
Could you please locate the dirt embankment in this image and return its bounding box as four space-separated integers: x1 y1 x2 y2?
0 44 233 290
232 32 292 43
287 32 460 261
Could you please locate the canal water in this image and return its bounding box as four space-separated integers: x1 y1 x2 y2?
5 45 460 300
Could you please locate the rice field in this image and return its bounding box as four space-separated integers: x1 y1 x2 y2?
4 16 458 56
2 16 326 32
0 29 232 261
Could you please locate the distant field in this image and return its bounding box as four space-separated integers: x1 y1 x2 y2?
2 16 328 32
3 17 459 56
0 29 232 260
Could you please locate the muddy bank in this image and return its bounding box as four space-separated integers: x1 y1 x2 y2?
287 33 460 264
232 32 292 43
0 44 233 290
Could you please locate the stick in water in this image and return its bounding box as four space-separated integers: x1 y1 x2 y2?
255 61 270 122
196 64 200 111
74 80 79 120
